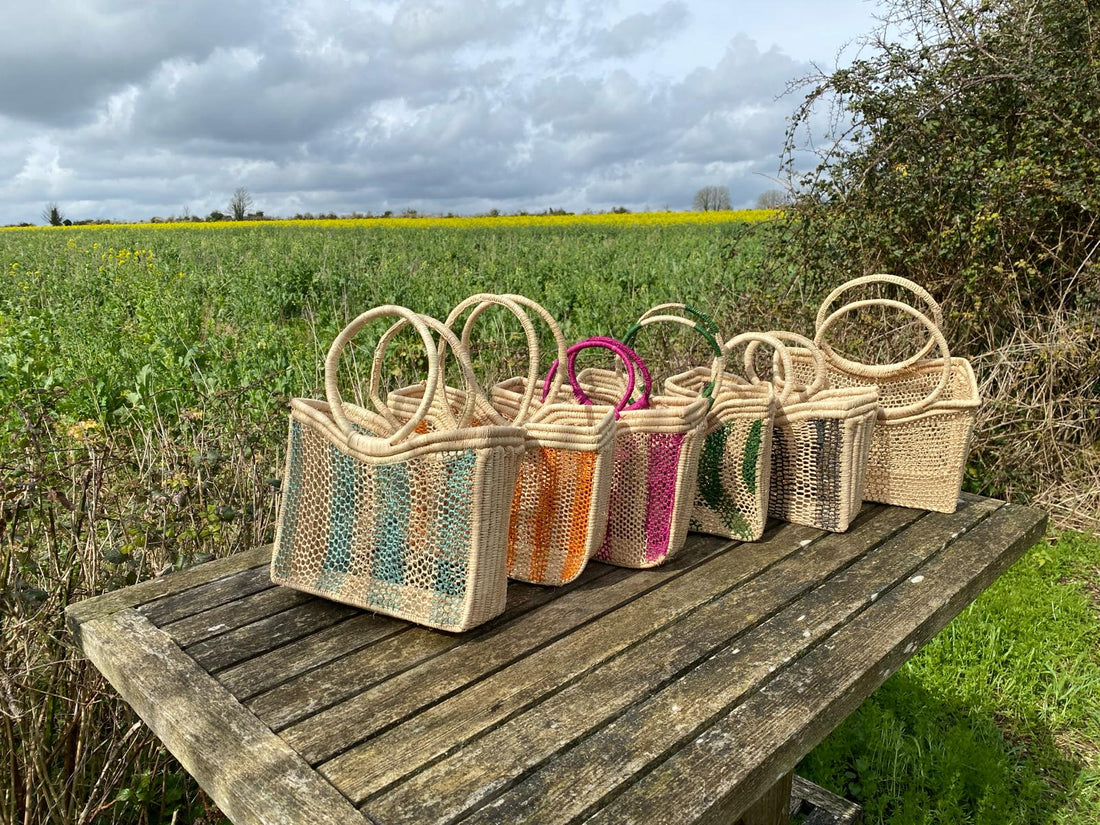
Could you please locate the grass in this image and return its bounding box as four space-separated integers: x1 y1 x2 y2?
0 215 1097 823
800 531 1100 824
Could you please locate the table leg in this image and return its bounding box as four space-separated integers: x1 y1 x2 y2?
733 771 793 825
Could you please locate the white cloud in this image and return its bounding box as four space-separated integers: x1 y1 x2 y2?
0 0 878 224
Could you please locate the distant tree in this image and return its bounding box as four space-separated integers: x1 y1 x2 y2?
42 203 65 226
207 210 227 222
692 186 731 211
229 188 253 221
755 189 790 209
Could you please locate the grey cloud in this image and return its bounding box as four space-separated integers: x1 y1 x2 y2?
586 2 690 59
0 0 840 225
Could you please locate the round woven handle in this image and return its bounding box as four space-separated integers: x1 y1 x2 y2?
444 293 543 425
552 337 649 417
815 274 944 373
721 332 797 404
817 298 954 419
326 306 449 445
743 330 827 399
623 312 725 402
637 302 721 338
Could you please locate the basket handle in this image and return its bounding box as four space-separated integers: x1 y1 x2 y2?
549 337 649 417
722 332 797 404
743 330 828 399
443 293 544 425
623 312 725 403
817 298 954 419
637 302 721 338
815 274 944 373
326 306 478 446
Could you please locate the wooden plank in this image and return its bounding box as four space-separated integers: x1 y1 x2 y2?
188 598 361 672
735 772 792 825
438 497 1004 825
138 565 275 627
65 545 272 627
217 613 410 701
292 525 818 771
361 502 953 823
582 501 1046 825
246 552 630 731
323 509 905 804
70 609 367 825
789 776 863 825
162 582 314 647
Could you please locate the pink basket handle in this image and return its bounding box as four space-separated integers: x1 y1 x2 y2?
543 337 651 417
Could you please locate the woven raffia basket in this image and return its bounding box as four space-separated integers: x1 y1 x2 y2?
270 306 525 632
453 295 619 586
744 331 879 532
795 280 980 514
571 323 714 568
665 331 795 542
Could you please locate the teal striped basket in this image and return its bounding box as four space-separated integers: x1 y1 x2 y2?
270 306 525 632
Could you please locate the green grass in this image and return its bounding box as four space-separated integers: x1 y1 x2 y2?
799 532 1100 824
1 218 1097 823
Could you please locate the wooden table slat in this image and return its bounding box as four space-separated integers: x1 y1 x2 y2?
359 502 945 824
288 523 821 767
244 551 632 730
581 501 1046 825
403 498 1001 825
162 583 315 648
139 564 275 626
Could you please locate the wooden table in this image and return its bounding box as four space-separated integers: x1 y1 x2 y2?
66 493 1045 825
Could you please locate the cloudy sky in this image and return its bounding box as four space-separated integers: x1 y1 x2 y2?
0 0 878 225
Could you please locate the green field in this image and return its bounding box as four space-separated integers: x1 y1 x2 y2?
1 217 1096 824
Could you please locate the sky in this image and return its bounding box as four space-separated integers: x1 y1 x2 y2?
0 0 879 225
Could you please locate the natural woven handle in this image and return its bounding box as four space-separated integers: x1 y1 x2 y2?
325 306 453 446
722 332 797 404
444 293 544 425
743 330 828 399
817 298 954 419
552 337 649 417
622 312 725 402
637 302 721 338
815 274 944 373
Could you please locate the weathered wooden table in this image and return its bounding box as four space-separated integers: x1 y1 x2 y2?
67 493 1045 825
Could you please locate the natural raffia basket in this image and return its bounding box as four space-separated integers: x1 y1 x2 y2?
798 282 980 514
270 306 525 632
745 331 879 532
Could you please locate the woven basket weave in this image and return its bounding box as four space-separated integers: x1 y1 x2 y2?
665 331 792 542
452 295 619 586
571 325 713 568
745 331 879 532
270 306 525 632
798 282 980 513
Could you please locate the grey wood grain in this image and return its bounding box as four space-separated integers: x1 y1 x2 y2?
290 528 811 770
188 598 361 672
65 545 271 627
580 501 1045 825
364 501 981 823
72 608 367 825
245 550 630 730
138 565 275 626
162 583 314 647
347 506 916 814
